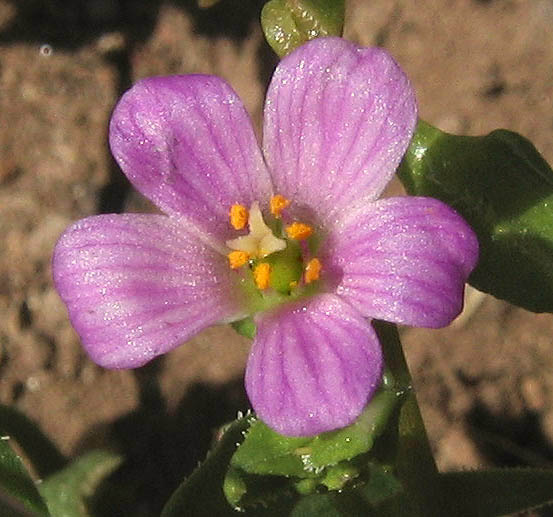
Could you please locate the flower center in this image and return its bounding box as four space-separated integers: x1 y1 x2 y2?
226 202 287 260
225 196 322 298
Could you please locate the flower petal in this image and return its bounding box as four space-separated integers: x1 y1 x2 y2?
53 214 246 368
109 75 272 238
329 197 479 328
263 37 417 223
245 294 383 436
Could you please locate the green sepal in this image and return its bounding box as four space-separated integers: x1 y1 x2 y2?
222 466 248 509
398 120 553 312
261 0 345 58
231 419 312 478
225 385 401 510
294 477 318 495
223 413 413 514
0 435 50 516
231 389 399 479
298 389 399 471
319 461 360 491
231 317 256 339
38 450 122 517
224 466 297 511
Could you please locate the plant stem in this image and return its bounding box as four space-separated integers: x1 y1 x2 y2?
374 321 446 516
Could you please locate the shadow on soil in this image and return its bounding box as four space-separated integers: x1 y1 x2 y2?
467 402 553 468
0 0 264 52
77 360 250 517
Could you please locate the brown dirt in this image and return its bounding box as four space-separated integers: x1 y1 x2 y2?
1 0 553 514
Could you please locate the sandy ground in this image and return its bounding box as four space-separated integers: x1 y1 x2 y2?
1 0 553 514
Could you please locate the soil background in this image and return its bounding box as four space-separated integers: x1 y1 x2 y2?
1 0 553 514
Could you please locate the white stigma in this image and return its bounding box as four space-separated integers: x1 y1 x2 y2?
226 202 286 258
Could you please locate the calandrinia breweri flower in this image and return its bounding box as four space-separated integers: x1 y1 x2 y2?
53 37 478 437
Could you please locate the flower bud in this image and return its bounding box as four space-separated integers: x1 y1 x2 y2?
261 0 345 57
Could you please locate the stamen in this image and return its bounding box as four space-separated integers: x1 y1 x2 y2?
270 195 290 218
228 250 249 269
253 262 271 290
230 204 248 230
304 258 321 284
286 222 313 241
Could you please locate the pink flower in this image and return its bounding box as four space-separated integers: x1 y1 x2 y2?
53 38 478 436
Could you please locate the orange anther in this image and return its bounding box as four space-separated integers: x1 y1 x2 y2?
270 195 290 218
286 222 313 241
230 204 248 230
228 250 249 269
304 258 322 284
253 262 271 290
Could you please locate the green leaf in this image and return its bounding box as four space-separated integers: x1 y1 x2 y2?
398 120 553 312
38 450 121 517
440 467 553 516
0 435 49 516
261 0 345 57
161 417 250 517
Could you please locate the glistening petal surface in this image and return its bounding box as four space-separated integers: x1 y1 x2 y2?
245 294 383 437
53 214 245 368
329 197 479 328
109 75 272 238
263 37 417 223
